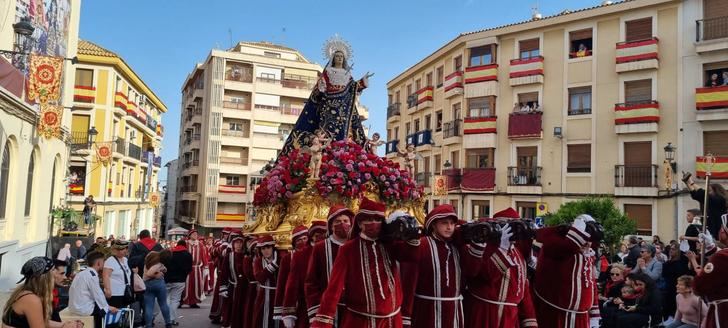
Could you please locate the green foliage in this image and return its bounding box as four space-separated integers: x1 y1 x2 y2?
544 197 636 250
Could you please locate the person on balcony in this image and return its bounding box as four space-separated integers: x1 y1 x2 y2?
576 43 589 57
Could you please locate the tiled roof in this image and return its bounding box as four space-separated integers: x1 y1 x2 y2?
239 41 297 52
461 0 634 36
77 40 119 58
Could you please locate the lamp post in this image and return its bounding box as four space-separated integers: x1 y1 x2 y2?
664 142 677 171
87 126 98 148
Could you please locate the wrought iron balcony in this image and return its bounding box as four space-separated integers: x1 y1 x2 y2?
385 139 399 154
615 165 658 187
128 143 142 161
387 103 401 118
697 16 728 42
507 166 542 186
70 131 89 151
443 119 462 138
415 172 431 187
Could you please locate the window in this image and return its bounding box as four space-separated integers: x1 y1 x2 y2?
569 29 593 58
436 66 444 87
467 96 495 118
454 56 462 72
115 76 122 92
395 91 401 103
426 73 432 87
394 127 399 139
75 69 93 87
568 87 592 115
625 17 653 42
452 103 461 120
425 115 431 130
450 199 459 214
388 94 393 105
263 51 281 58
567 144 591 173
434 154 442 174
469 45 494 66
24 153 34 216
519 38 540 60
406 84 412 97
414 119 420 132
436 111 443 132
517 202 537 219
517 146 538 170
703 131 728 156
517 92 540 111
0 144 10 219
406 122 411 136
624 79 652 105
226 176 240 186
624 204 652 235
415 79 421 91
229 122 244 131
466 148 494 168
472 200 490 220
702 62 728 87
260 73 276 80
703 0 728 40
451 150 460 168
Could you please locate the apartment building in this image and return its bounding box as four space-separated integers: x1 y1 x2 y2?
386 0 692 239
68 40 167 239
177 42 370 233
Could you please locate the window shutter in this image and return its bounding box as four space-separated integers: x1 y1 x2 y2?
624 204 652 235
624 142 652 166
519 39 539 52
704 0 728 19
625 79 652 104
517 146 537 158
518 92 539 104
567 144 591 172
569 29 593 41
625 18 653 42
703 131 728 156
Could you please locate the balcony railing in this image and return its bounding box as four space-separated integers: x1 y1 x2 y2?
461 167 496 191
507 166 542 186
463 116 497 134
442 168 462 190
386 140 399 154
73 85 95 103
614 100 660 125
281 105 303 116
444 71 464 98
509 56 544 78
615 165 658 187
181 184 198 192
696 86 728 110
225 72 253 83
697 16 728 42
128 143 142 161
281 78 314 89
443 119 462 138
616 37 659 64
115 138 126 155
406 130 433 147
508 112 542 139
464 64 498 83
223 101 251 110
415 172 431 187
256 77 281 84
154 156 162 167
387 103 401 118
219 185 247 194
70 131 89 150
696 156 728 179
222 129 248 138
220 157 248 165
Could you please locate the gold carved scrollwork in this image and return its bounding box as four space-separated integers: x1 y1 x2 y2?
265 203 286 231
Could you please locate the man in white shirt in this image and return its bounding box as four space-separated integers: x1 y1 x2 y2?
68 251 118 328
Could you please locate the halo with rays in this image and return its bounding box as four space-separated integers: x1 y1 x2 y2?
322 34 353 63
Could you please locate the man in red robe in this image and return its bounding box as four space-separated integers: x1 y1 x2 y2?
533 214 601 328
209 227 232 323
694 215 728 328
220 229 242 327
464 208 538 328
311 198 420 328
275 226 310 321
228 233 249 328
243 238 258 328
205 236 216 295
402 205 484 328
183 229 210 307
282 221 328 328
305 205 354 325
253 235 282 328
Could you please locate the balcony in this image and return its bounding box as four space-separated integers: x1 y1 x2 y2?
114 138 126 155
509 56 544 86
695 86 728 121
462 116 497 148
73 85 95 103
442 168 462 191
223 101 251 111
220 157 248 165
507 166 542 186
412 86 433 111
156 124 164 137
695 16 728 53
114 92 128 110
696 156 728 179
464 64 498 98
415 172 431 187
387 103 401 121
407 130 432 148
615 37 659 73
442 119 462 146
460 168 496 191
508 112 542 139
225 71 253 83
614 164 658 196
154 156 162 167
128 143 142 161
280 104 303 116
444 71 464 99
385 139 399 156
281 77 314 90
614 100 660 134
142 151 156 164
219 185 247 194
70 131 89 151
216 213 246 221
181 184 198 192
222 129 248 138
256 77 281 85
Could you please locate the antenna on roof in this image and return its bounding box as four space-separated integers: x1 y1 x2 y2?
531 2 542 20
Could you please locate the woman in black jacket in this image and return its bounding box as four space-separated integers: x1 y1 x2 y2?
661 245 692 320
615 273 662 328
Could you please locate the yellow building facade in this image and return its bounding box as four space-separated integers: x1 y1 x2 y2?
387 0 687 239
69 40 167 239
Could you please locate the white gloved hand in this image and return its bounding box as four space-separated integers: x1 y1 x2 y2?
589 317 600 328
572 218 587 233
282 317 296 328
699 233 715 248
679 240 690 252
499 225 513 250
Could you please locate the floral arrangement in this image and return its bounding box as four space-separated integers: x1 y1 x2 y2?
253 141 422 206
253 149 311 206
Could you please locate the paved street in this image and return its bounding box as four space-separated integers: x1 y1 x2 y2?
150 296 216 328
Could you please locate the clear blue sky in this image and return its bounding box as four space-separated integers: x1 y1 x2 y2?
79 0 596 184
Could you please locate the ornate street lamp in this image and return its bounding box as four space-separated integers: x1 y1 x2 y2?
12 17 34 52
88 126 98 147
664 142 676 171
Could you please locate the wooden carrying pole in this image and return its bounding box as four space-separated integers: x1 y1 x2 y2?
697 153 714 328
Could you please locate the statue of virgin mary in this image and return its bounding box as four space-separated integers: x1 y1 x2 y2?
280 35 370 156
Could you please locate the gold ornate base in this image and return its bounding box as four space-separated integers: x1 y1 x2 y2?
246 180 425 249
